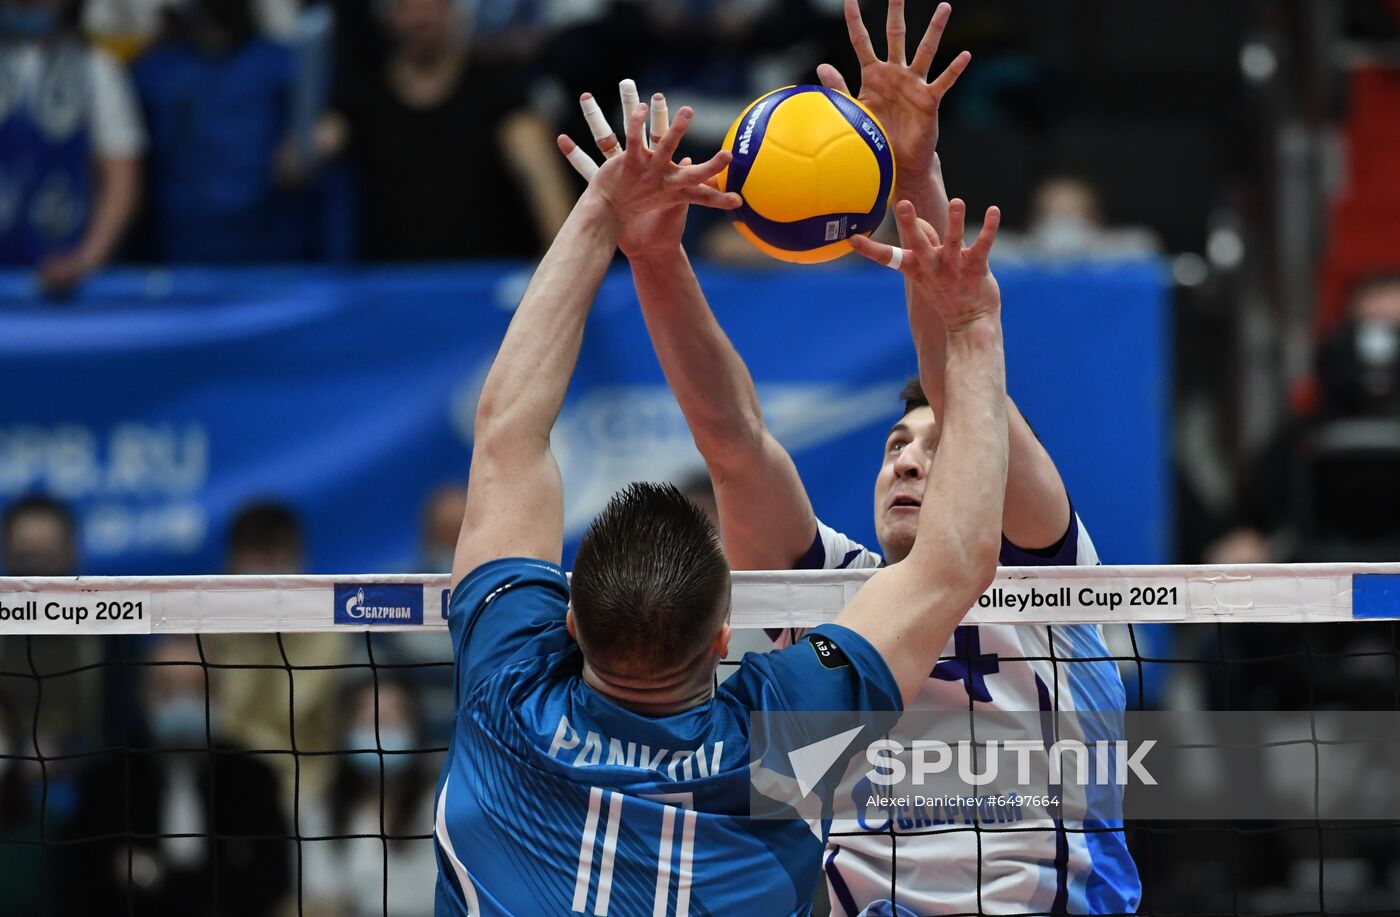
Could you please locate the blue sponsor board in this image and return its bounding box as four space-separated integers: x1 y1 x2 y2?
1353 574 1400 619
0 260 1170 573
334 583 423 625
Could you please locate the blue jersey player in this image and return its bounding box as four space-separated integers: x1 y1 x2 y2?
434 97 1013 916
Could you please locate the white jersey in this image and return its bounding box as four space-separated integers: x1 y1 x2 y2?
779 512 1141 916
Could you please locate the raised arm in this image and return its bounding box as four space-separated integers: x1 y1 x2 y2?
825 0 1070 549
559 86 819 570
839 200 1007 704
452 103 739 587
630 246 818 570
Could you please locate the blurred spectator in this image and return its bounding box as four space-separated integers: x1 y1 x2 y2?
0 693 72 914
131 0 311 262
302 0 572 259
226 499 304 574
621 0 839 140
0 0 145 295
470 0 609 65
1207 271 1400 565
203 501 344 803
1 493 77 576
993 174 1160 259
61 635 290 916
418 481 466 574
1200 272 1399 759
83 0 300 61
358 483 465 748
0 496 102 773
300 676 439 917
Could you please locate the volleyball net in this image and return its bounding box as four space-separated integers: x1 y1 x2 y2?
2 563 1399 915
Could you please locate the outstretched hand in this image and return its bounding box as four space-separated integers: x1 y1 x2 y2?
557 87 739 246
817 0 968 185
848 198 1001 331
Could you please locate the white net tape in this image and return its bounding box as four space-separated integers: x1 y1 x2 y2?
2 563 1398 634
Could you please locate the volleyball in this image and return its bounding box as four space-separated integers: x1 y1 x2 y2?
717 85 896 264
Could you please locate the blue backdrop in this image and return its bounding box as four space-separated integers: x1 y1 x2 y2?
0 258 1169 575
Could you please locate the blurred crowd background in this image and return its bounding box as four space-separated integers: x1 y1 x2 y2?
3 0 1400 913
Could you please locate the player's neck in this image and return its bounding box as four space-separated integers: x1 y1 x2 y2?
880 540 911 564
580 664 715 717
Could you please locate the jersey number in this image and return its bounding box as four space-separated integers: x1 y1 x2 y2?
572 787 696 916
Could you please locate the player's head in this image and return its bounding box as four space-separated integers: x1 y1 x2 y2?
873 378 941 563
567 483 731 709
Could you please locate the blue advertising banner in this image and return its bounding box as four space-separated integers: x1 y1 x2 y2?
0 258 1169 575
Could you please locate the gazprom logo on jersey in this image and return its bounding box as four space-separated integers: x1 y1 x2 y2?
333 584 423 625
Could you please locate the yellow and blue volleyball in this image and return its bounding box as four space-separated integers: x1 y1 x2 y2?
718 85 895 264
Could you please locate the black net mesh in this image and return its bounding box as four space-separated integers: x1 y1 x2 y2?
2 621 1398 916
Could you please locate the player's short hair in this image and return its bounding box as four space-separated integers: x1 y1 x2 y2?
571 483 730 677
900 377 929 416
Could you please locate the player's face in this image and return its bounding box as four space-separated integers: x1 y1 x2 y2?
872 406 941 563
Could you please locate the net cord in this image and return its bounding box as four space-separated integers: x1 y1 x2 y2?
1 563 1398 633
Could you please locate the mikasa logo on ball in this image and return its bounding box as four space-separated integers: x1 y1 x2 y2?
738 99 770 156
859 119 886 151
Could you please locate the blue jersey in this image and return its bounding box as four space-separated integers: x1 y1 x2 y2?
434 557 901 916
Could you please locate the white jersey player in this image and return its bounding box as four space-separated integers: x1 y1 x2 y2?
780 447 1138 915
586 0 1144 910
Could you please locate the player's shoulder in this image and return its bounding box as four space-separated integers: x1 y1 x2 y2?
451 556 568 613
722 624 901 714
797 519 883 571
